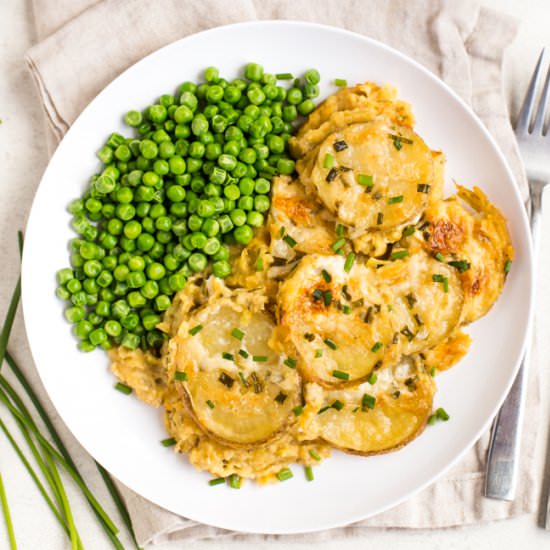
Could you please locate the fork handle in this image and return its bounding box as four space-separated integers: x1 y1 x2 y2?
484 181 543 500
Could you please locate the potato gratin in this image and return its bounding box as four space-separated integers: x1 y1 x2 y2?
109 82 513 484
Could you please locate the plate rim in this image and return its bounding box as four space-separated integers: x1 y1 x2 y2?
21 19 534 534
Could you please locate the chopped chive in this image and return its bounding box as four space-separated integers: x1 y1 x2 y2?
392 390 401 399
323 290 333 306
238 349 249 359
403 226 416 237
189 324 203 336
417 184 431 193
208 477 226 486
336 223 344 236
276 72 293 80
321 269 332 283
283 234 297 248
334 78 347 87
357 173 373 188
304 333 315 342
430 366 437 377
279 226 286 237
342 305 352 314
276 468 293 482
344 252 355 273
342 285 351 300
304 466 314 482
388 195 404 204
275 392 288 404
367 373 378 385
252 355 268 362
284 357 297 369
432 274 449 292
414 313 424 326
312 288 323 301
206 400 215 409
371 342 383 353
160 437 176 447
114 382 132 395
331 237 346 251
309 449 322 461
504 259 513 273
332 369 348 380
427 414 437 425
333 139 348 151
364 307 374 324
388 133 413 146
293 405 304 416
318 405 331 414
362 393 376 409
390 249 409 260
433 253 444 262
326 167 338 182
405 293 416 308
255 257 264 271
174 371 187 382
324 339 338 351
250 372 263 393
436 407 450 421
221 352 234 361
227 474 241 489
314 349 323 358
323 153 335 169
218 372 235 388
376 212 384 225
448 259 470 273
392 136 402 150
231 328 245 341
238 372 249 387
401 326 415 341
331 399 344 411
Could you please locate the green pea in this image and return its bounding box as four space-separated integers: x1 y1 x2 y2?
128 255 146 271
104 320 122 337
89 328 108 346
245 62 264 82
147 262 166 280
65 306 85 323
124 220 142 239
203 238 221 256
212 260 232 278
238 196 253 211
141 280 159 300
197 200 215 218
247 211 264 227
188 252 207 272
230 208 247 227
155 294 171 311
233 225 254 245
218 215 234 234
204 66 219 82
254 195 271 212
74 319 93 340
136 233 155 252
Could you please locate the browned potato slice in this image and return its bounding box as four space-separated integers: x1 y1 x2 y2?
300 357 435 455
422 185 514 324
171 295 301 447
290 82 414 158
303 120 434 233
422 329 472 372
268 175 338 259
278 252 463 387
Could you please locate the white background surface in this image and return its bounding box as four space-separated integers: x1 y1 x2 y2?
1 0 550 548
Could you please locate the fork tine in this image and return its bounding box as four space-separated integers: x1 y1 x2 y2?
515 49 545 133
533 59 550 135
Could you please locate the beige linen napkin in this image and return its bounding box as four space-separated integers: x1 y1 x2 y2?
26 0 538 545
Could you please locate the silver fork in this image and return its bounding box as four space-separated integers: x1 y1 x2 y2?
484 50 546 507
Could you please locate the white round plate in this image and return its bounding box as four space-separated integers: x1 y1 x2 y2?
22 21 533 534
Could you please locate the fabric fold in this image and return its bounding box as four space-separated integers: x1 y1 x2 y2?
25 0 536 546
